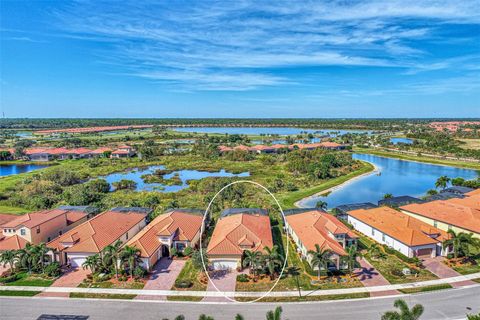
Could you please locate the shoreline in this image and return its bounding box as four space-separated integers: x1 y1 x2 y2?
294 161 379 208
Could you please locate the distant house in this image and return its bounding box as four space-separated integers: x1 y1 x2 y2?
207 208 273 270
111 145 136 158
0 207 95 251
378 195 424 207
126 209 204 270
335 202 378 220
47 207 150 267
285 209 357 270
347 207 450 258
425 192 464 201
217 141 346 154
24 148 53 162
90 147 113 157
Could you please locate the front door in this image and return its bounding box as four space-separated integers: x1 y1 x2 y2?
161 245 170 257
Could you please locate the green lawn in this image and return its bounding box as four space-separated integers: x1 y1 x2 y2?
171 259 207 292
0 205 29 215
70 292 137 299
450 259 480 275
399 284 452 294
236 292 370 302
166 295 204 302
78 279 145 289
4 272 54 287
0 290 41 296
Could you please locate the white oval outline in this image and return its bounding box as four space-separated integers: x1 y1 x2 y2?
199 180 289 303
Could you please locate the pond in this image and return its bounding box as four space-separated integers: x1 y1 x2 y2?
0 164 48 177
173 127 372 136
101 166 250 192
390 137 413 145
297 153 478 208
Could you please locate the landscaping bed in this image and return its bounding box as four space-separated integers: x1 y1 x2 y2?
171 260 207 292
398 284 452 294
70 292 137 299
1 272 55 287
78 275 145 289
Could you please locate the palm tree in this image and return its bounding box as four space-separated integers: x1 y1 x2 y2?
198 315 214 320
383 193 393 199
82 254 100 274
381 299 424 320
315 200 328 210
0 250 17 273
242 250 262 276
443 230 480 259
435 176 450 190
235 315 244 320
308 244 332 280
266 306 284 320
35 243 50 273
17 243 37 273
120 245 142 278
286 266 302 297
368 244 385 260
263 246 284 280
103 240 123 278
343 245 361 276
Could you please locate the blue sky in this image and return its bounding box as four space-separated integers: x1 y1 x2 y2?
1 0 479 118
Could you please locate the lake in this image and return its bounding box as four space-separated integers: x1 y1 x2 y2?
297 153 478 208
390 137 413 144
102 166 250 192
173 127 372 136
0 164 48 177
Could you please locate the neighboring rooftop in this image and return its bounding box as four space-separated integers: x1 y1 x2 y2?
1 208 89 229
425 192 464 201
348 207 449 246
441 186 474 195
286 209 357 256
335 203 378 214
378 195 424 207
221 208 268 218
0 214 18 226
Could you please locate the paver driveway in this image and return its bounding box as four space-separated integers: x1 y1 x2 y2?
135 258 186 300
203 269 240 302
354 257 400 297
422 256 476 288
36 267 90 297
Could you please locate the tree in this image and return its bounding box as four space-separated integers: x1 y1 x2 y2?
315 200 328 210
467 313 480 320
103 240 123 278
191 249 209 271
242 250 262 277
435 176 450 190
263 246 284 280
82 254 101 274
120 245 142 278
266 306 284 320
112 179 137 191
443 230 480 259
0 250 17 273
235 315 244 320
426 189 438 196
34 243 50 273
343 245 361 276
198 315 214 320
383 193 393 199
368 244 385 260
381 299 424 320
308 244 332 279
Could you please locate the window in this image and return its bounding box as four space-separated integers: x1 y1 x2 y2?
59 230 62 235
36 227 40 234
448 225 453 230
126 232 129 240
20 229 26 236
176 243 186 251
47 237 51 242
433 220 438 228
382 233 385 242
371 229 375 236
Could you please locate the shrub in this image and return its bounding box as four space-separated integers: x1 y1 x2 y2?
44 262 61 277
236 274 249 282
170 247 178 258
390 268 405 277
183 247 193 257
133 266 147 279
174 279 193 288
0 274 18 283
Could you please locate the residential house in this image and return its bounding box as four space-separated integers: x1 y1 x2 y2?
347 207 450 258
334 203 378 220
90 147 113 157
0 207 95 251
285 209 357 270
400 193 480 239
207 208 273 270
125 209 204 270
111 145 136 158
47 207 150 267
378 195 424 207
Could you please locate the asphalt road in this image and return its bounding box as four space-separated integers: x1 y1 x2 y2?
1 286 479 320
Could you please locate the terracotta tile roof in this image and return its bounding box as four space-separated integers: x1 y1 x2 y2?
286 210 356 256
0 235 29 251
90 147 113 154
218 141 344 153
1 209 87 229
466 189 480 197
111 149 130 155
126 210 203 258
48 209 147 253
401 195 480 234
0 214 18 226
349 207 449 246
24 147 51 155
67 148 93 155
207 211 273 257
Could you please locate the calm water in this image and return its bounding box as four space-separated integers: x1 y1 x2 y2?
298 154 478 208
390 137 413 144
0 164 47 176
102 166 250 192
173 127 371 136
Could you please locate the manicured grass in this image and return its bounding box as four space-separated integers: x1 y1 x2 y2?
364 253 437 284
399 284 452 294
472 278 480 283
171 260 207 292
279 161 374 208
4 272 54 287
354 147 480 170
78 279 145 289
0 290 41 296
166 295 204 302
0 205 29 214
69 292 137 299
236 292 370 302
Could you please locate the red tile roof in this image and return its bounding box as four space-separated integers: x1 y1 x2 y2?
207 211 273 257
126 210 203 257
1 209 87 229
0 235 29 251
0 214 18 226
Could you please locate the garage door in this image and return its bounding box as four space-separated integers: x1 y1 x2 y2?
69 256 87 268
212 260 238 271
416 248 432 257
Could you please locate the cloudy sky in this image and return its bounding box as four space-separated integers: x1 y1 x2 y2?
1 0 479 118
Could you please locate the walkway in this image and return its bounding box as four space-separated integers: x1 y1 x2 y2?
202 269 240 302
135 258 186 301
422 257 476 288
354 258 400 297
36 267 90 298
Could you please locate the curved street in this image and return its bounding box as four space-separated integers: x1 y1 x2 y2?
1 285 479 320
